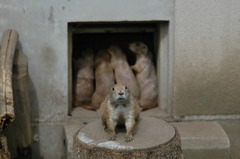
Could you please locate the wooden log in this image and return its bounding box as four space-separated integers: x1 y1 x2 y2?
0 134 10 159
0 29 19 129
5 50 32 158
73 117 184 159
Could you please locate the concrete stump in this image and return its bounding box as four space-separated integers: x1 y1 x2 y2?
73 117 184 159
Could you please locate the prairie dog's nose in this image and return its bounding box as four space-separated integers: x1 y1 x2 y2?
118 92 124 96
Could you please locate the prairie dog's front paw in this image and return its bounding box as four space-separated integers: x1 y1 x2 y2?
125 134 133 142
108 133 116 141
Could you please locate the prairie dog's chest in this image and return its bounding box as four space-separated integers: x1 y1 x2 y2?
137 57 151 70
110 104 130 121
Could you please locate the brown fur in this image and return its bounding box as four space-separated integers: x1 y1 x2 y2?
108 45 140 99
98 84 140 142
90 49 115 110
129 42 158 110
73 49 94 108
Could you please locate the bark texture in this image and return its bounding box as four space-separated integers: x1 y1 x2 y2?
73 117 184 159
5 50 32 159
0 29 19 128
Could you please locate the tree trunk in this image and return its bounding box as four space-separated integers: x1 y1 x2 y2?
73 117 184 159
5 50 32 159
0 29 19 128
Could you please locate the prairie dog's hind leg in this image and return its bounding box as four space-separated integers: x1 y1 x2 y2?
125 119 135 142
101 117 108 132
106 119 117 141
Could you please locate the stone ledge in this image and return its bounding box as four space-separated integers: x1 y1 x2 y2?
172 121 230 159
64 124 85 159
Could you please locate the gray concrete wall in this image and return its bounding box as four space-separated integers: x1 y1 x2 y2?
174 0 240 116
1 0 239 122
31 124 66 159
0 0 174 122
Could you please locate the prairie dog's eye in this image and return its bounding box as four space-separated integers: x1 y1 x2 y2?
112 87 115 91
125 86 127 89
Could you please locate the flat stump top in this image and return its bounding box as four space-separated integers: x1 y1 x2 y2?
76 117 176 151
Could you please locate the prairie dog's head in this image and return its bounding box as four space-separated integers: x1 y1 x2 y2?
110 84 130 102
129 42 148 55
74 48 94 70
82 48 94 60
108 45 120 54
95 49 111 64
108 45 126 60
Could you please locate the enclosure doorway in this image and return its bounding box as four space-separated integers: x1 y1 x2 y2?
68 21 171 115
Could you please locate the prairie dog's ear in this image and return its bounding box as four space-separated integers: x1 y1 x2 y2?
141 43 148 54
82 48 94 57
108 45 120 54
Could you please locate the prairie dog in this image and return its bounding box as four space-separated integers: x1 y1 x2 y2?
129 42 158 109
90 49 115 109
98 84 140 142
74 49 94 107
108 45 140 99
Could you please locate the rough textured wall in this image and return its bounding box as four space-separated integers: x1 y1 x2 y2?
0 1 174 158
1 0 239 120
0 0 174 121
0 1 69 122
174 0 240 116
